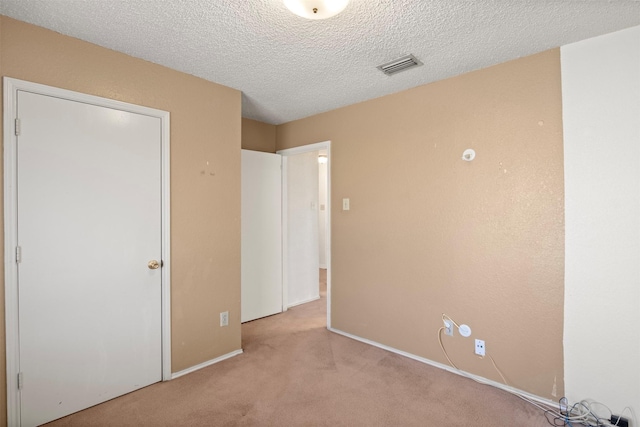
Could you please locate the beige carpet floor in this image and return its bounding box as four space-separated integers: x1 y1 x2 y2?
46 270 553 426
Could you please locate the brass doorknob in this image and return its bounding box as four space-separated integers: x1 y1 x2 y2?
148 260 160 270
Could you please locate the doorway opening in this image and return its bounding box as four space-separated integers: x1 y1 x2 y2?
278 141 331 328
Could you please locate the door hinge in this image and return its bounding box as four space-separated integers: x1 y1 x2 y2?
17 372 23 390
15 246 21 264
15 118 21 136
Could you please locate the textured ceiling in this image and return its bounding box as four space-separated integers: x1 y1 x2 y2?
1 0 639 125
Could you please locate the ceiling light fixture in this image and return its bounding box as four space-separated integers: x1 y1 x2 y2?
284 0 349 20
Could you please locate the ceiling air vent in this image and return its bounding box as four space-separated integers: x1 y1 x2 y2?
377 54 423 76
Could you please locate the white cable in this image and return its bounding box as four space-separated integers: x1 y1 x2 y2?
442 313 460 329
568 400 635 427
437 314 634 426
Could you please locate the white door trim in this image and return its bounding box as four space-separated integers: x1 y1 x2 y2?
3 77 172 427
277 141 331 328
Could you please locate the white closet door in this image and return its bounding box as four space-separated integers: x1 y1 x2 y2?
241 150 283 322
17 90 163 426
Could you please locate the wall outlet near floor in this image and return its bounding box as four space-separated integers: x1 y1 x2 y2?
474 339 485 356
220 311 229 327
443 320 454 336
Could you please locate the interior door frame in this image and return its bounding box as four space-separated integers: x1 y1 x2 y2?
3 77 172 426
277 141 331 328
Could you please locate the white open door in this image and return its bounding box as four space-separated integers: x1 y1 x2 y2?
242 143 331 324
4 79 170 427
241 150 283 322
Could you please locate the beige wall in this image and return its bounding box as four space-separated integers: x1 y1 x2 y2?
241 118 276 153
277 49 565 399
0 16 242 425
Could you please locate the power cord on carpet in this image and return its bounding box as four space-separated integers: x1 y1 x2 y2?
437 314 634 427
544 400 634 427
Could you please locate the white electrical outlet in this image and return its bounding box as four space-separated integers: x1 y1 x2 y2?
220 311 229 327
443 319 454 336
474 339 485 356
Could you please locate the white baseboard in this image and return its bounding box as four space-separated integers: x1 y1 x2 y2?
171 349 243 380
327 327 558 410
288 295 320 308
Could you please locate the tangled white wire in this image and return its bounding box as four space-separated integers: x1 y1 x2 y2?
437 314 635 427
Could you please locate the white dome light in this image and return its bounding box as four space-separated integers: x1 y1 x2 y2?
284 0 349 20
